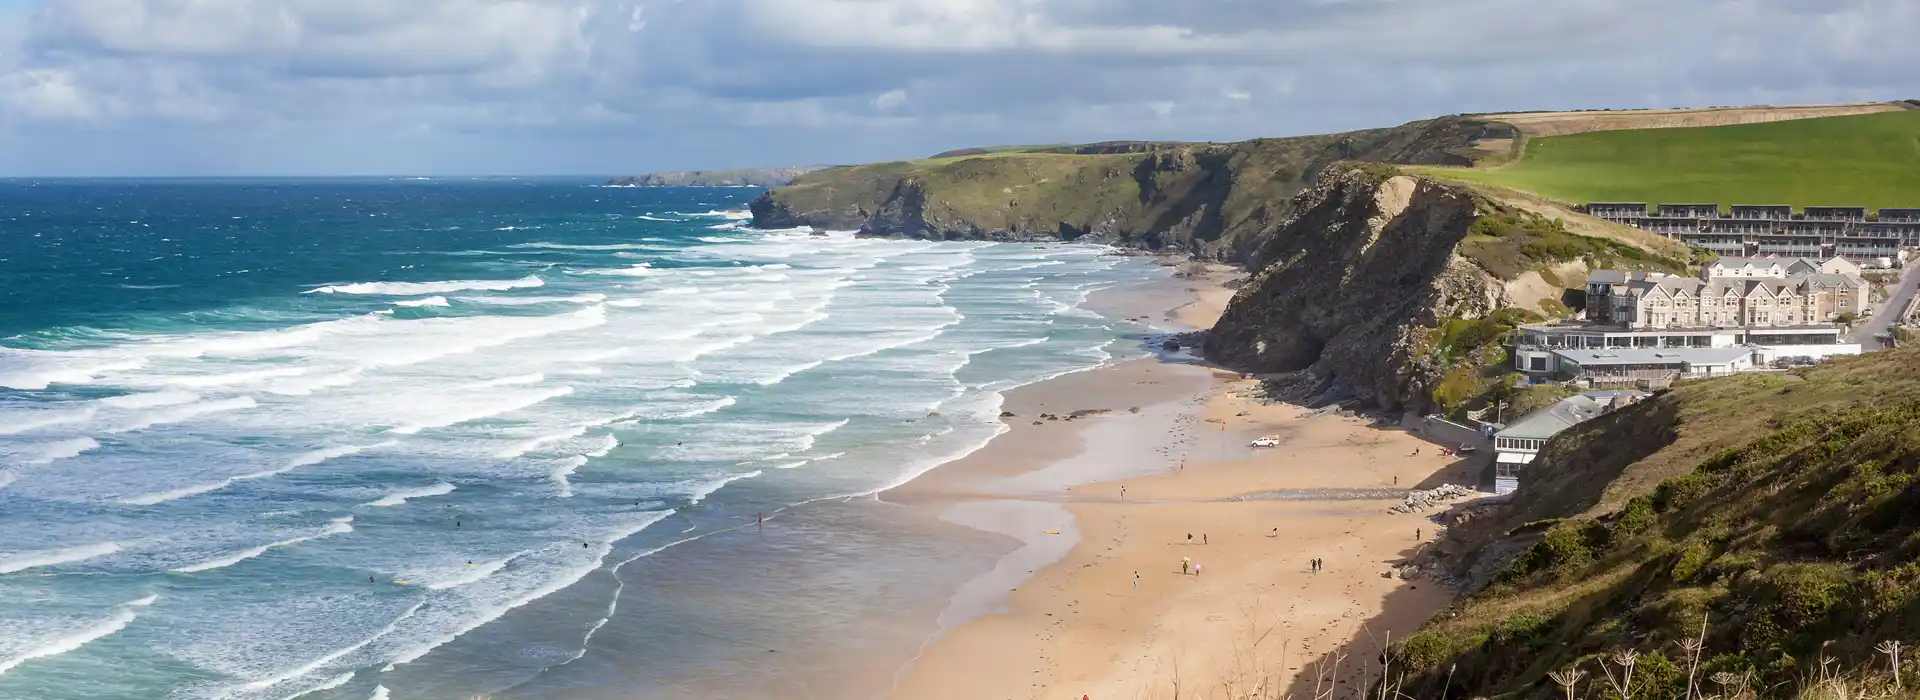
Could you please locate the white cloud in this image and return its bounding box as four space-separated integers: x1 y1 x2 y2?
0 0 1915 175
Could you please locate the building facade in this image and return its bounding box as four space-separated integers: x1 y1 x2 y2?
1585 258 1868 329
1492 390 1648 493
1583 203 1920 262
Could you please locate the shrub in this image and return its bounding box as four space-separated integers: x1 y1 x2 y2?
1397 629 1459 669
1671 542 1713 583
1612 496 1658 541
1652 472 1712 512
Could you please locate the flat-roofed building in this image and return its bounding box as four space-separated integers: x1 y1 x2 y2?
1552 347 1755 382
1731 205 1793 220
1752 232 1825 257
1861 221 1920 248
1709 218 1775 235
1491 390 1648 494
1657 203 1720 219
1804 206 1869 222
1639 216 1702 234
1877 208 1920 223
1675 232 1749 256
1586 203 1648 220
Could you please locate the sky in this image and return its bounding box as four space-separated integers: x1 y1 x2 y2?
0 0 1914 176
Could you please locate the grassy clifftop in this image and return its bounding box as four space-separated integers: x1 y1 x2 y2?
1423 109 1920 209
750 117 1515 259
1399 347 1920 698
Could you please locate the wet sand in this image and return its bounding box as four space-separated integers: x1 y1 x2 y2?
879 262 1469 700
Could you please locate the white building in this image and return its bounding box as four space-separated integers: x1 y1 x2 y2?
1493 390 1648 494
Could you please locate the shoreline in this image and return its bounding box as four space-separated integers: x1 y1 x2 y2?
875 262 1469 700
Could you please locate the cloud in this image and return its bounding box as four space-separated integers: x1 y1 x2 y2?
0 0 1916 175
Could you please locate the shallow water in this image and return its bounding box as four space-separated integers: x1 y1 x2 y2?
0 179 1165 699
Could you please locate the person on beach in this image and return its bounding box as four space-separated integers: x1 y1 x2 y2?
1193 563 1201 577
1120 485 1126 501
1133 570 1139 589
1186 533 1192 543
1181 556 1190 575
1416 528 1422 540
1203 533 1208 545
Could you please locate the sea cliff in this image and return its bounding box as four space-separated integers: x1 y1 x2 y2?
749 117 1514 259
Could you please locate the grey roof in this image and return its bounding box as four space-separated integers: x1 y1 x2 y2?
1586 270 1627 285
1496 395 1608 440
1552 347 1753 367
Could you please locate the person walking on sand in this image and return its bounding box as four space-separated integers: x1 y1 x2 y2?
1181 556 1190 575
1203 533 1208 545
1416 528 1422 541
1120 485 1126 501
1193 563 1201 577
1133 570 1139 589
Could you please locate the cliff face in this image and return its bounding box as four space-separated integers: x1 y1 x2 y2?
608 166 824 188
750 116 1515 260
1202 169 1503 411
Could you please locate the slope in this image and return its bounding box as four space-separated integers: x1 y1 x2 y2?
1425 110 1920 210
1395 347 1920 698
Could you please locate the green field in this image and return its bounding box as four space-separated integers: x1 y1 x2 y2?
1425 110 1920 210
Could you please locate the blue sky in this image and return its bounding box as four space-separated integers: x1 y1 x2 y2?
0 0 1915 176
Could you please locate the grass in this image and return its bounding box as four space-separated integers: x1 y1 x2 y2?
1397 347 1920 699
1420 111 1920 209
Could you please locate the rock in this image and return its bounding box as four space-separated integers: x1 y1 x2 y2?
1387 483 1480 514
1203 168 1501 413
1000 411 1016 418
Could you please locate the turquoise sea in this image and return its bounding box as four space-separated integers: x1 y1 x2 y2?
0 178 1167 699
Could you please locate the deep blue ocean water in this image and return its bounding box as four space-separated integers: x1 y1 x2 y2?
0 178 1163 699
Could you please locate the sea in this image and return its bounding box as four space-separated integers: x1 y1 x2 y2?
0 178 1172 699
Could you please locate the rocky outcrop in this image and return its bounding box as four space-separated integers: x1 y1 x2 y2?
1203 168 1504 412
750 116 1516 260
608 166 825 188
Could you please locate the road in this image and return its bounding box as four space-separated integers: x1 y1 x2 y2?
1851 265 1920 348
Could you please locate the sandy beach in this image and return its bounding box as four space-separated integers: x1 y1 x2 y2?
879 262 1471 700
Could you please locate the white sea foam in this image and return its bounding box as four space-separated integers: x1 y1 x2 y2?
304 275 544 296
384 510 676 669
391 386 574 435
263 371 360 396
0 542 122 574
471 373 545 389
457 292 608 305
365 483 455 507
111 397 257 433
578 264 659 277
167 367 309 388
96 390 200 410
0 604 141 677
394 296 450 308
671 209 752 220
171 517 354 573
27 437 101 464
495 423 587 459
369 685 390 700
551 455 589 497
583 434 619 457
686 470 763 505
284 672 356 699
0 406 98 435
236 601 425 695
508 242 660 251
423 554 522 590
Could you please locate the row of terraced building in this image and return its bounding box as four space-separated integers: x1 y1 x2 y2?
1581 203 1920 263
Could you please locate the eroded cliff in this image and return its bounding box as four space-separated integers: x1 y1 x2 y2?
750 117 1515 260
1202 167 1691 413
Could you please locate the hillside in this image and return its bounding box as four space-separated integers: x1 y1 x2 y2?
1392 347 1920 698
1202 166 1690 413
749 117 1515 260
1425 109 1920 209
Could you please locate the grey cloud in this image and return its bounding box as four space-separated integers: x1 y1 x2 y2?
1 0 1917 175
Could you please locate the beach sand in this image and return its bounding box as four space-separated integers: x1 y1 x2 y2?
878 261 1471 700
